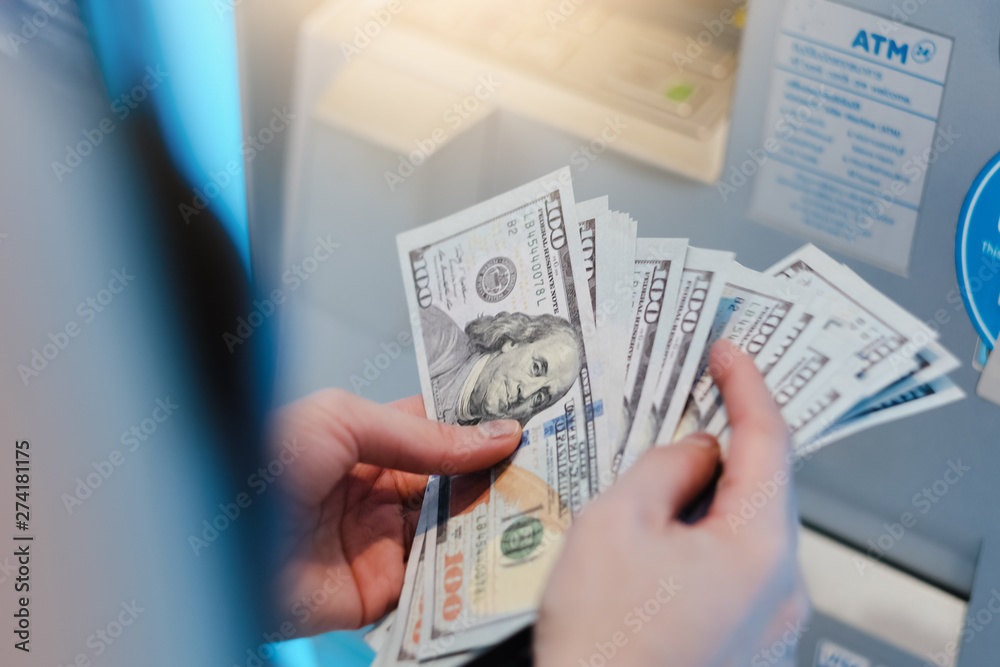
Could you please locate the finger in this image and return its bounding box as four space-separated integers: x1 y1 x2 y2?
344 392 521 472
387 394 426 417
612 433 721 527
706 340 792 531
281 389 521 504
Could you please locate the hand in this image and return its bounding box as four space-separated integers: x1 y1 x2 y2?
535 341 810 667
271 389 521 637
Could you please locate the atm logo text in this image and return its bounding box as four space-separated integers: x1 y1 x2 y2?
850 30 934 65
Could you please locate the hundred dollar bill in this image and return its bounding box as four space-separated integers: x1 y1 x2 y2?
397 167 603 656
705 295 834 444
713 250 961 451
576 200 638 487
366 611 396 655
768 329 855 413
595 211 639 394
831 263 961 389
761 264 961 396
906 339 961 387
767 244 936 397
766 245 946 445
374 484 479 667
617 247 733 473
778 339 960 450
610 238 688 474
767 294 959 446
767 328 859 444
799 376 965 455
758 296 835 379
575 197 608 320
376 493 427 667
672 263 808 444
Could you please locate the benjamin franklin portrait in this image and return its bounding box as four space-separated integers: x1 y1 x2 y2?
419 306 583 426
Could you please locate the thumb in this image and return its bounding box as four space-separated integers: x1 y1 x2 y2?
614 434 721 527
706 340 791 535
277 389 521 505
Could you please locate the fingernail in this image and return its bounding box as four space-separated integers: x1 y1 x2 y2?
478 419 521 439
685 433 719 449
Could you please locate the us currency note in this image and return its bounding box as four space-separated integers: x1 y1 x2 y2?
671 263 807 444
768 329 855 413
830 263 960 389
766 245 945 444
757 296 835 379
779 340 959 451
576 200 638 487
376 493 428 667
907 340 961 387
365 610 396 655
766 328 859 448
617 247 733 473
397 167 603 656
800 376 965 455
610 238 688 474
767 244 937 397
594 211 639 401
575 197 608 320
705 296 837 448
767 294 959 436
375 484 479 667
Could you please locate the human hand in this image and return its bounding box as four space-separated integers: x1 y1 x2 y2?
535 341 809 667
271 389 521 637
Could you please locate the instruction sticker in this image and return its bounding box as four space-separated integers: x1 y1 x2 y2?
747 0 954 275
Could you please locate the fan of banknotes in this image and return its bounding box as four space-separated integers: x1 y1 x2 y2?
370 167 964 665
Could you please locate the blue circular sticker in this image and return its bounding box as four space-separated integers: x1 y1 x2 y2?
955 152 1000 350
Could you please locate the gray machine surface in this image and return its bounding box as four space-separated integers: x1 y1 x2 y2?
239 0 1000 664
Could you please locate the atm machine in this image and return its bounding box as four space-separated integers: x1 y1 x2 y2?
236 1 1000 665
